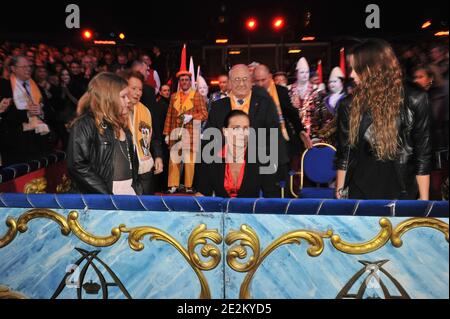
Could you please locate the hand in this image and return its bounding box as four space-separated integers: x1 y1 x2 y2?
28 104 42 116
183 114 193 124
195 192 204 197
164 135 169 145
154 157 163 175
0 98 12 113
300 131 313 149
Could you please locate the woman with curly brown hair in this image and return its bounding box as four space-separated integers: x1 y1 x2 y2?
335 39 432 200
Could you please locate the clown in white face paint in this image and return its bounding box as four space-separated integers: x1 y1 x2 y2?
289 57 321 137
197 75 209 100
325 67 345 115
314 66 347 145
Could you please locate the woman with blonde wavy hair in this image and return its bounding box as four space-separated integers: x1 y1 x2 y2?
335 39 431 200
67 72 142 195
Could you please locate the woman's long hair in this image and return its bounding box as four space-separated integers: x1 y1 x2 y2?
349 39 404 161
73 72 128 138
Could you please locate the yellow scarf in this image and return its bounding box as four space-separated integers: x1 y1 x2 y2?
129 102 154 174
229 92 252 114
173 89 196 114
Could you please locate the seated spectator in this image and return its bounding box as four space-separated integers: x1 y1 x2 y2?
196 110 278 198
0 55 56 165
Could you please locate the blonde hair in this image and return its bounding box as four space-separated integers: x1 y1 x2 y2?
74 72 128 138
349 39 404 161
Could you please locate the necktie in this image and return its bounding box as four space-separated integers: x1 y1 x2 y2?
237 99 244 105
22 81 31 97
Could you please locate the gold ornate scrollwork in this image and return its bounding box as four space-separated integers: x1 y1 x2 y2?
0 217 18 249
0 285 27 299
226 224 332 299
119 223 222 299
188 224 223 271
0 209 223 299
391 218 449 247
24 177 47 194
331 218 393 255
67 211 123 247
225 224 261 273
16 209 70 235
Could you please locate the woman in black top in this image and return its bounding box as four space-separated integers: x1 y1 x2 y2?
67 72 141 195
196 110 278 198
335 39 432 200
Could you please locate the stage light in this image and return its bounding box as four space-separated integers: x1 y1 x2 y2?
228 50 241 55
288 49 302 54
301 36 316 41
421 20 432 29
82 30 93 40
246 18 257 31
216 39 229 44
435 31 449 37
93 40 116 45
273 17 285 30
210 80 220 85
119 33 126 40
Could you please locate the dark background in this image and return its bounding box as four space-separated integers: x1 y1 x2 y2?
0 0 448 45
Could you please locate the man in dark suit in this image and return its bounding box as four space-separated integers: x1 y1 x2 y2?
253 65 313 193
201 64 287 195
0 56 56 165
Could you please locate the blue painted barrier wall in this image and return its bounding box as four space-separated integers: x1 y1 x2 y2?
0 194 448 299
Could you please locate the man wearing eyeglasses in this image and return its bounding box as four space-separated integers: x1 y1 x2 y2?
0 55 56 165
201 64 288 197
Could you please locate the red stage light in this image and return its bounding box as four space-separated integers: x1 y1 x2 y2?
83 30 93 40
246 18 257 31
273 17 285 30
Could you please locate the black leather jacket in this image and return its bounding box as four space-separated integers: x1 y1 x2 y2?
335 85 432 194
67 112 142 194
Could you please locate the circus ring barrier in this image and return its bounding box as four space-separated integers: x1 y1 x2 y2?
0 194 448 299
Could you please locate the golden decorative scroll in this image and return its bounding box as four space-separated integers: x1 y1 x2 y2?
0 209 222 299
226 218 448 299
118 223 222 299
391 218 449 247
330 218 393 254
225 224 332 299
0 285 27 299
24 177 47 194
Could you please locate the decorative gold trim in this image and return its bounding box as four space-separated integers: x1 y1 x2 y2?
0 209 222 299
16 209 70 235
0 217 18 249
119 223 222 299
391 218 449 247
68 211 123 247
188 224 223 271
331 218 393 254
225 224 260 273
226 224 332 299
226 218 448 299
0 285 27 299
24 177 47 194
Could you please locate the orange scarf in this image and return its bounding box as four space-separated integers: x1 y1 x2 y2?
10 74 47 133
10 74 43 107
229 92 252 114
